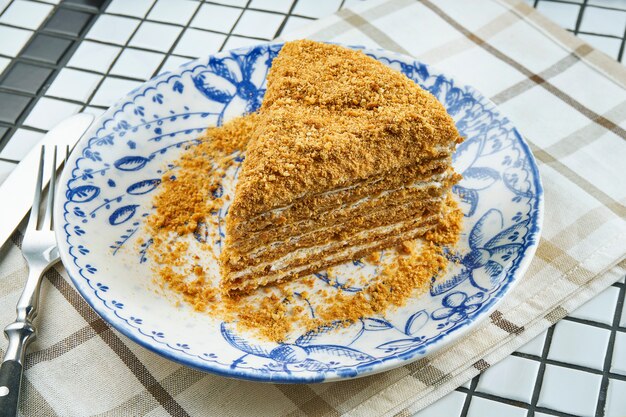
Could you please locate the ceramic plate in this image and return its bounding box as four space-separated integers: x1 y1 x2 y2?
55 43 543 383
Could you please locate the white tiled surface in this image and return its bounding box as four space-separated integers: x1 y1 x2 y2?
0 0 52 30
516 329 547 356
0 56 9 74
547 320 610 369
45 68 102 102
467 397 527 417
611 331 626 376
0 159 15 184
569 285 620 325
148 0 198 26
579 6 626 37
210 0 247 6
250 0 294 14
413 391 465 417
538 365 602 417
0 128 43 161
67 40 121 73
86 14 140 45
292 0 342 18
233 9 285 39
110 48 164 80
90 77 142 107
105 0 154 18
0 1 625 416
0 25 32 57
536 1 581 30
174 28 225 58
588 0 626 6
475 356 540 403
22 97 80 130
281 15 315 35
191 3 242 33
605 378 626 417
158 55 191 75
223 34 266 51
129 21 182 52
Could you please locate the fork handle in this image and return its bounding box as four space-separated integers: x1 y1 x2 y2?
0 360 22 417
0 266 44 417
0 321 34 417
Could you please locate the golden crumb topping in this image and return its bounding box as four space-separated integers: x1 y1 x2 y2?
229 40 462 219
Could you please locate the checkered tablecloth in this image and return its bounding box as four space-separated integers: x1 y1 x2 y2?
1 0 626 416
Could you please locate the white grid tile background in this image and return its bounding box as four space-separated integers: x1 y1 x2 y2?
0 1 625 416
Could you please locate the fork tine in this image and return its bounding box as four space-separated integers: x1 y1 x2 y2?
44 146 58 230
27 146 45 230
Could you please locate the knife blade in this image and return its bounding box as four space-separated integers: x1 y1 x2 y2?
0 113 94 249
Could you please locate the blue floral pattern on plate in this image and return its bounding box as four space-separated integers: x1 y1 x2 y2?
55 43 543 383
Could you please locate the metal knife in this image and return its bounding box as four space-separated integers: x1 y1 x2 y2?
0 113 94 250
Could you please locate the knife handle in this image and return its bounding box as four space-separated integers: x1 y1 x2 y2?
0 360 23 417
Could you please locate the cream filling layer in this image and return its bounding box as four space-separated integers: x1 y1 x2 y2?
242 195 441 261
234 171 453 250
240 145 455 225
227 214 438 283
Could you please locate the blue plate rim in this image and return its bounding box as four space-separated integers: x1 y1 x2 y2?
54 42 544 384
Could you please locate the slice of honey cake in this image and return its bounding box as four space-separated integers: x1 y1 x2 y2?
219 40 463 294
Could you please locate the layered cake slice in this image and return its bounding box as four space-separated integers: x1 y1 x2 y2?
219 40 463 294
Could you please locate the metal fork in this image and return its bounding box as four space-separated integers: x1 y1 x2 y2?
0 146 65 417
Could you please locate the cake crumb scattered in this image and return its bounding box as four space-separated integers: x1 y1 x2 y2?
143 42 463 342
145 113 461 341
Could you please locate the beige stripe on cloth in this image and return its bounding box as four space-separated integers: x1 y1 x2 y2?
1 0 625 415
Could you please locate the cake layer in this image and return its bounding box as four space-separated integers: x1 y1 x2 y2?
227 157 455 240
223 196 445 273
228 173 456 255
219 41 464 294
223 215 439 294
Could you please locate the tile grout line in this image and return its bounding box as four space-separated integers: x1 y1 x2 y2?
100 9 316 34
99 12 275 41
510 351 626 381
0 0 66 85
616 16 626 62
75 0 162 113
0 0 320 155
457 382 584 417
151 0 207 77
526 323 556 415
457 389 584 416
574 30 625 40
539 0 626 13
192 0 333 20
0 0 98 155
217 0 253 54
572 0 588 36
561 315 623 331
1 1 297 124
594 280 626 416
274 0 301 38
458 375 480 417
